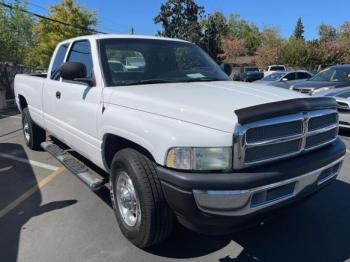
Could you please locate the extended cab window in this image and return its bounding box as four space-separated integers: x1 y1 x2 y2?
50 43 69 80
67 40 93 78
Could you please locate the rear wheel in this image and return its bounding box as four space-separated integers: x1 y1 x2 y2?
110 148 174 248
22 108 46 150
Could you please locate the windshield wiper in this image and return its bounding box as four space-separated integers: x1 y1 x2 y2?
121 79 176 86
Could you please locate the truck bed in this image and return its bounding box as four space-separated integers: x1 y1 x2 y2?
14 74 47 128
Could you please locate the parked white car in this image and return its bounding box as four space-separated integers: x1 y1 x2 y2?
264 64 287 76
14 34 345 248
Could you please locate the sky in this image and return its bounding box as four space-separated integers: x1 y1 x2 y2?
17 0 350 39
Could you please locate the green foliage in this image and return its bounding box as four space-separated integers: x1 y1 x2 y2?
293 17 305 40
0 0 34 64
319 24 337 42
227 13 261 55
260 27 283 48
30 0 98 68
281 37 308 67
154 0 204 44
279 39 347 70
200 12 228 60
0 0 35 101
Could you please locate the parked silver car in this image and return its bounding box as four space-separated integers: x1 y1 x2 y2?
255 70 313 89
313 86 350 128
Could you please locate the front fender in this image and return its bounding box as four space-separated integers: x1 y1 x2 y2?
99 104 234 165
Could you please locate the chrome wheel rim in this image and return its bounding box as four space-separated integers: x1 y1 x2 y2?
23 117 30 142
116 172 141 227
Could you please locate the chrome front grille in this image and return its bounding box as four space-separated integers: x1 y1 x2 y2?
234 109 339 169
245 139 302 163
245 120 303 143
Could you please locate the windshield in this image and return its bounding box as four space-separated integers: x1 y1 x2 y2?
99 38 229 86
310 67 350 82
262 72 286 81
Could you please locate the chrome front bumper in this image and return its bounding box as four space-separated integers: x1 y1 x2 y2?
193 157 343 216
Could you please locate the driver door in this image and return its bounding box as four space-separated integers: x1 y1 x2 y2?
49 40 102 162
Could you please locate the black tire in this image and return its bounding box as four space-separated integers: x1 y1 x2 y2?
22 107 46 150
110 148 174 248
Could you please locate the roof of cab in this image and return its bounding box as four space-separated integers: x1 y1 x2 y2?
58 34 190 45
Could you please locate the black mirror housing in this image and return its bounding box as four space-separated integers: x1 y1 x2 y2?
60 62 87 81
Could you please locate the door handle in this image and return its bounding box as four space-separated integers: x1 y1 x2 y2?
56 91 61 99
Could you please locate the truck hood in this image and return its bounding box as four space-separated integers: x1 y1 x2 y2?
107 81 305 132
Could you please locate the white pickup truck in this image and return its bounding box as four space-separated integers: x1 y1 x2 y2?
14 34 346 248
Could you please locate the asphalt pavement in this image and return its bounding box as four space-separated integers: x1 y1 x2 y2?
1 111 350 262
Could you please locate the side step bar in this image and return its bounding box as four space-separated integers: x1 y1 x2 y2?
41 141 106 191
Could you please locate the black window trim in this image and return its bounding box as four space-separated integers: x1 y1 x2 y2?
96 39 107 87
50 42 70 81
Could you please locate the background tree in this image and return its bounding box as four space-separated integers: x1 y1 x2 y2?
30 0 98 68
318 24 337 42
200 12 228 61
319 41 347 65
0 0 35 109
254 27 283 67
154 0 204 44
281 37 308 67
293 17 305 40
304 40 323 70
255 46 283 68
339 22 350 41
219 37 245 63
226 13 261 55
260 26 283 48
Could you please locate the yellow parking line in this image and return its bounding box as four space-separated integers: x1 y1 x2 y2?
0 166 65 219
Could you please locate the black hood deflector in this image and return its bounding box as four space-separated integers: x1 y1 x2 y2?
235 97 337 125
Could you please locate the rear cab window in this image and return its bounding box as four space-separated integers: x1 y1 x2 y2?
50 43 69 80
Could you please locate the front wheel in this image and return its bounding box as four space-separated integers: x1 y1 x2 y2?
110 149 174 248
22 108 46 150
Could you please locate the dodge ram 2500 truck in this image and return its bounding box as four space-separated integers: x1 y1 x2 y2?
14 34 346 248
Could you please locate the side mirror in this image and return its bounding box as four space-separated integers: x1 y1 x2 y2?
281 78 288 82
59 62 94 86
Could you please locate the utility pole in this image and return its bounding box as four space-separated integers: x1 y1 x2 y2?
130 27 135 35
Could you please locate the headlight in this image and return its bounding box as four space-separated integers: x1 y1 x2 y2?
311 86 335 95
166 147 232 171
